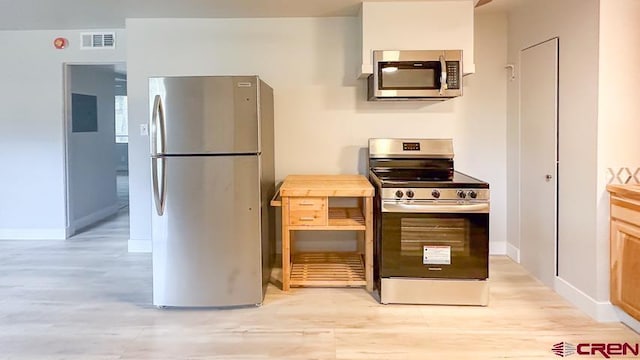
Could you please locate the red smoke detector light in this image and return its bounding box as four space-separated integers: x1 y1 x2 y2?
54 37 68 49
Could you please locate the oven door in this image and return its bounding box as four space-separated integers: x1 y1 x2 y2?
380 201 489 280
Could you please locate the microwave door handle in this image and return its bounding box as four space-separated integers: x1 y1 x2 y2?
439 55 448 95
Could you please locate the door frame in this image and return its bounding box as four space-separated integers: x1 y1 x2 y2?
62 61 127 237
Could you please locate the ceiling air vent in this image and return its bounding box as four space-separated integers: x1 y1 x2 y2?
80 32 116 49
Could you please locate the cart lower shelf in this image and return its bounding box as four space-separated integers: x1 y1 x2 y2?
289 252 366 287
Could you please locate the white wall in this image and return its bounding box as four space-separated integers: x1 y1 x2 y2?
463 11 508 254
125 16 508 252
506 0 607 319
0 29 125 240
67 65 119 233
360 0 475 75
597 0 640 304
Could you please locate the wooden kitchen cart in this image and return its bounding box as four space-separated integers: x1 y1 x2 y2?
271 175 374 292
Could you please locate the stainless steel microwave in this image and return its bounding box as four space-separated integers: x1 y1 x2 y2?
367 50 463 101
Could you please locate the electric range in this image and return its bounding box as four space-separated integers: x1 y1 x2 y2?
368 138 490 306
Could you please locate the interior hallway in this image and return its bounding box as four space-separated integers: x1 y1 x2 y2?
116 170 129 210
0 211 638 359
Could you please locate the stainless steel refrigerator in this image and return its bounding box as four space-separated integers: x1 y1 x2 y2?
149 76 275 308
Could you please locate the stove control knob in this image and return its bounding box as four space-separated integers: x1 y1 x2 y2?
457 190 467 199
395 190 404 198
431 190 441 199
406 190 415 199
468 190 478 199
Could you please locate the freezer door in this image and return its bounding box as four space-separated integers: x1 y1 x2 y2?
149 76 259 155
152 155 262 307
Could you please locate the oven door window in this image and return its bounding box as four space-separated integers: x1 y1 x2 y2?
380 213 488 279
378 61 441 90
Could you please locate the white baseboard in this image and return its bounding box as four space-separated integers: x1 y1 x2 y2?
489 240 506 255
68 203 119 236
128 239 152 253
614 307 640 334
0 228 67 240
554 276 619 322
506 243 520 263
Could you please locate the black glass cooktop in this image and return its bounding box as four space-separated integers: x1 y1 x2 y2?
370 170 489 189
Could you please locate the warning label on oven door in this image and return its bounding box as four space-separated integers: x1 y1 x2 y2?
423 246 451 265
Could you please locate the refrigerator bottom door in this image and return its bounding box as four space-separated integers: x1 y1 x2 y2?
152 155 262 307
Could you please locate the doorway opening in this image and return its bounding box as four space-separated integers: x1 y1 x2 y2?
63 62 129 237
115 86 129 211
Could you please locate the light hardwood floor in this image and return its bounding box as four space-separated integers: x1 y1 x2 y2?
0 210 638 359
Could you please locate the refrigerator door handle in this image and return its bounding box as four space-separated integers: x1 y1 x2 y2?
151 95 160 156
151 95 166 155
152 157 167 216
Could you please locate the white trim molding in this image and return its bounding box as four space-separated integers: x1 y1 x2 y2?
614 308 640 334
554 276 619 322
128 239 152 253
506 242 520 263
0 228 67 240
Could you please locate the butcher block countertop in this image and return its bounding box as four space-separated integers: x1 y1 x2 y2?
279 175 374 197
607 184 640 201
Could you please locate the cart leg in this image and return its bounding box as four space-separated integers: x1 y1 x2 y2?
281 197 291 291
365 196 373 292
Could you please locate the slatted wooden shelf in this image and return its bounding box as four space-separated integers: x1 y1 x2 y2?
289 252 366 287
328 207 365 228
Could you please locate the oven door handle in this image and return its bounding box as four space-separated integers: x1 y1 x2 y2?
382 202 489 214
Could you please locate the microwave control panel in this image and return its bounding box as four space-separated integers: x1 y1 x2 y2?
446 62 460 89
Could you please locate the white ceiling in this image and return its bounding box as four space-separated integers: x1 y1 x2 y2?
0 0 515 31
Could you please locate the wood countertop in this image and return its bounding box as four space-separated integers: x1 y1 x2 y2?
279 175 374 197
607 184 640 202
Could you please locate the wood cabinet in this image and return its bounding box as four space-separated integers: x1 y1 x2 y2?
272 175 374 292
607 185 640 321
